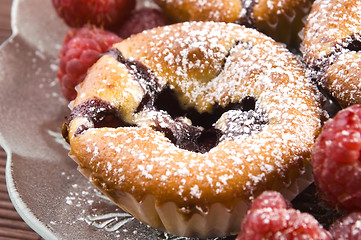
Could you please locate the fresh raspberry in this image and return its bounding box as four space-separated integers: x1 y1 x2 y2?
52 0 136 30
118 8 169 39
58 26 121 101
249 190 291 210
329 212 361 240
237 191 331 240
312 104 361 211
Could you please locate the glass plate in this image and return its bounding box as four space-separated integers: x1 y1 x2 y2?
0 0 345 239
0 0 232 239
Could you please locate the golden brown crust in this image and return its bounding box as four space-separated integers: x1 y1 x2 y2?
303 0 361 65
253 0 312 23
302 0 361 108
153 0 242 23
67 22 321 237
153 0 313 47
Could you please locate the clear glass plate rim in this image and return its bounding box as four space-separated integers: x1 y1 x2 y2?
2 0 59 238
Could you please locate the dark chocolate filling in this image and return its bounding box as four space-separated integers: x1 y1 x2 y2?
104 48 162 109
153 88 256 129
69 98 134 137
148 88 266 153
342 33 361 52
64 48 269 153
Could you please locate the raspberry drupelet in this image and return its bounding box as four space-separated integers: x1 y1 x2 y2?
237 191 331 240
58 26 121 101
118 8 169 39
312 104 361 211
52 0 136 30
329 211 361 240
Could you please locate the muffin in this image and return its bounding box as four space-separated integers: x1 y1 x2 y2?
303 0 361 108
63 21 322 238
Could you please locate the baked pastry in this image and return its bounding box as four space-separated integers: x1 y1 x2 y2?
242 0 314 48
302 0 361 108
63 22 321 238
153 0 241 23
153 0 314 48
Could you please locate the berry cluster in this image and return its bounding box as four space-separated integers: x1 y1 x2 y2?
309 104 361 239
312 104 361 211
237 191 331 240
52 0 136 30
52 0 169 101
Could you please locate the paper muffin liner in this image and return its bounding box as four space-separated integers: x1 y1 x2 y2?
255 0 314 48
74 156 314 238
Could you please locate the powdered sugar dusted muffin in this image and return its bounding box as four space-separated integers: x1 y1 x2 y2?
153 0 314 48
303 0 361 108
63 22 322 238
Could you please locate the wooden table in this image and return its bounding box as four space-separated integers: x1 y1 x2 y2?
0 1 43 239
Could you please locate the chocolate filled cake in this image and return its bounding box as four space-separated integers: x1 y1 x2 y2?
63 22 322 238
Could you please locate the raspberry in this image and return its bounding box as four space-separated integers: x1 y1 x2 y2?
58 26 121 101
311 105 361 211
237 191 331 240
250 190 291 210
118 8 169 39
329 212 361 240
52 0 136 30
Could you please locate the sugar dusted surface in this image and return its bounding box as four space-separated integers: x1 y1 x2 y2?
215 108 268 141
70 22 321 211
303 0 361 107
247 0 311 23
303 0 361 63
325 52 361 106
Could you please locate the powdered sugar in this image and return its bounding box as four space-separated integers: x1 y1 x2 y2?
67 22 322 237
303 0 361 62
69 22 321 204
303 0 361 107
